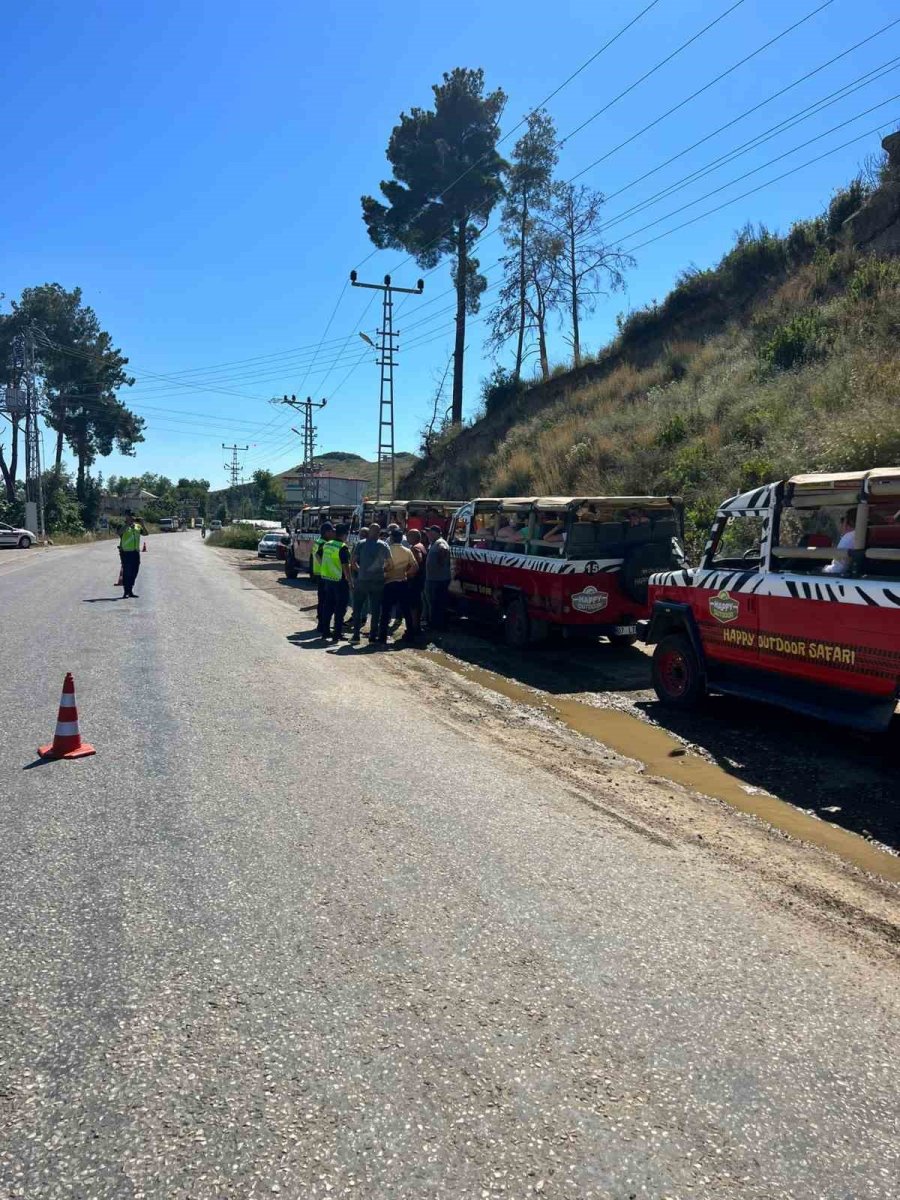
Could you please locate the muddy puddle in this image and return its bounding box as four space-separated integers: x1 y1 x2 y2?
427 651 900 885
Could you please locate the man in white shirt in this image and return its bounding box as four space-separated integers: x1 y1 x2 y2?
823 509 857 575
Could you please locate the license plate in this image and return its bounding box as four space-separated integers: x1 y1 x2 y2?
613 625 637 636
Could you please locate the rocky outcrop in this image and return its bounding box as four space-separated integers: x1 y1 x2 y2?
844 132 900 255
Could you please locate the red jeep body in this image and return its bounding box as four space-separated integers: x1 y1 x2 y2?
448 496 685 647
643 470 900 731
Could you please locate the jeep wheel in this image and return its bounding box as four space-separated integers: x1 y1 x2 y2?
18 535 31 549
503 595 531 649
284 551 299 580
652 634 705 708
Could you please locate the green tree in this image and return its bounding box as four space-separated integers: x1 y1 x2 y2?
41 466 84 535
493 110 558 382
0 284 142 499
362 67 507 425
251 468 284 514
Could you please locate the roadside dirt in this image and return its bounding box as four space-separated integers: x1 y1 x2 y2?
222 550 900 964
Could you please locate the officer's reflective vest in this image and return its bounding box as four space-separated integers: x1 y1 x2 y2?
311 535 326 577
120 525 140 552
319 539 344 582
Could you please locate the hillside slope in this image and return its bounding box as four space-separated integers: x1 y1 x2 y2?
278 451 418 490
401 140 900 553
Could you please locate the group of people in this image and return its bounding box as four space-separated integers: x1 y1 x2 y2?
312 521 452 645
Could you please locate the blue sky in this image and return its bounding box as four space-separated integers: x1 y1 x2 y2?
3 0 898 490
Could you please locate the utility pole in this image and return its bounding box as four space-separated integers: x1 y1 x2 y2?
278 394 326 505
23 329 45 540
222 443 248 488
350 271 423 502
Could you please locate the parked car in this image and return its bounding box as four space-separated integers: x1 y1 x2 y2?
0 522 37 549
641 468 900 731
209 520 223 531
257 530 288 558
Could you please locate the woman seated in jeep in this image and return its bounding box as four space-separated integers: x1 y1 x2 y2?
823 509 856 575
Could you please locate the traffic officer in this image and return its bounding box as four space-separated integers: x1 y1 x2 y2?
118 510 146 599
316 522 352 642
312 521 333 633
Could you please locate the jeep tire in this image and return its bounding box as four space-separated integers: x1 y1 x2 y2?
504 595 531 649
284 551 299 580
651 633 705 708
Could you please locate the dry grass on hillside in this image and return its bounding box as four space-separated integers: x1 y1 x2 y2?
484 251 900 555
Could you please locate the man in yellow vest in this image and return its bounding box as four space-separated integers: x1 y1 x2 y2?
118 510 147 599
316 522 351 642
312 521 331 636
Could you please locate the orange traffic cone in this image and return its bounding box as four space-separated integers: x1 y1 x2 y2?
38 673 96 760
142 541 147 553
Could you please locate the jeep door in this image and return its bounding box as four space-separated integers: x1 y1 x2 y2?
697 512 762 674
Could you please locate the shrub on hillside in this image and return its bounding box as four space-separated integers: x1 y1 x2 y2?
760 311 827 371
826 176 869 236
480 366 526 415
846 256 900 302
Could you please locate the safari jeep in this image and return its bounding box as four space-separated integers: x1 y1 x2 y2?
642 469 900 731
448 495 685 647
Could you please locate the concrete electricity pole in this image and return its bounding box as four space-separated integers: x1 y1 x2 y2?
349 271 423 502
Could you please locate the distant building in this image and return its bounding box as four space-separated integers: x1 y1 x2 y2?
102 488 158 516
279 471 367 508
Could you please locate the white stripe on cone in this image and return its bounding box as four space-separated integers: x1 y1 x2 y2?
54 721 80 737
59 694 77 708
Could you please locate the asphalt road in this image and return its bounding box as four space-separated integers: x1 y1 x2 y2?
1 535 898 1199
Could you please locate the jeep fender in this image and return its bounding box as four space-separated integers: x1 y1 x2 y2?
643 602 707 674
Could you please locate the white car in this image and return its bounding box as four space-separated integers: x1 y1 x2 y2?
257 530 287 558
0 521 37 549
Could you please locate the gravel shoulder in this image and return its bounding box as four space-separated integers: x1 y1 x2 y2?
225 549 900 965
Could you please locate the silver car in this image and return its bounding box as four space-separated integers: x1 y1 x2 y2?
0 521 37 549
257 531 287 558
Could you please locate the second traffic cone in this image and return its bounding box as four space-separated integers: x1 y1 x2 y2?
142 541 147 553
38 673 96 760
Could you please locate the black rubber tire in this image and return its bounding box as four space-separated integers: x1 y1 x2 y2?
308 554 315 577
503 595 531 649
18 536 31 549
284 551 299 580
608 632 638 647
651 633 705 708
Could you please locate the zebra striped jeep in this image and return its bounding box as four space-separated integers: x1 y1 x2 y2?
641 469 900 732
448 495 685 648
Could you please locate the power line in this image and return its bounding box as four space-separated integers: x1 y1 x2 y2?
620 116 899 253
611 96 900 247
566 0 837 179
598 14 900 206
598 57 900 233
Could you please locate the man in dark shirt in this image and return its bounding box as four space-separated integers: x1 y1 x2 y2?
351 524 391 644
424 525 452 632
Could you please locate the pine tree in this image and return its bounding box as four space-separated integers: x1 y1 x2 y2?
362 68 507 424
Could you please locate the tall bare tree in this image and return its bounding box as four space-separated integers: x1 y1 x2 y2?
500 110 557 382
550 183 634 366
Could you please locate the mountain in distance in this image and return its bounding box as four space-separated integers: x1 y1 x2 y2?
277 450 418 490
